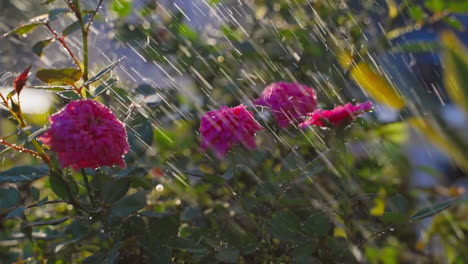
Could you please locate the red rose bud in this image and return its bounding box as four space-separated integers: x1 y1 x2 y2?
13 66 31 95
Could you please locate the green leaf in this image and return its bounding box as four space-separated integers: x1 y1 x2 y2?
409 6 424 21
37 197 48 207
2 14 50 38
49 172 78 200
167 237 208 254
443 16 465 31
268 212 304 242
48 8 69 21
62 13 94 36
215 248 240 263
411 199 458 220
84 59 122 87
388 193 409 214
382 212 408 223
31 187 40 201
447 2 468 13
111 0 133 17
110 191 146 218
102 178 130 203
304 213 331 237
36 68 82 85
0 187 21 209
93 78 118 98
5 206 26 219
442 32 468 113
56 91 82 100
32 38 54 57
25 217 69 227
0 166 48 183
425 0 446 12
292 241 319 264
42 0 57 4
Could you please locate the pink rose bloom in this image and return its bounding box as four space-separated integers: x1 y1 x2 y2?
254 82 317 128
39 100 130 170
299 101 373 128
200 105 263 158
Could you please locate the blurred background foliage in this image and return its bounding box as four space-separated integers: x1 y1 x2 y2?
0 0 468 263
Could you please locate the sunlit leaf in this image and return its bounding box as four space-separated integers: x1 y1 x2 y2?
111 0 133 17
350 62 406 110
441 31 468 113
93 78 118 98
32 38 54 57
36 68 82 85
425 0 446 12
2 14 49 38
84 59 122 87
411 199 457 220
13 66 31 95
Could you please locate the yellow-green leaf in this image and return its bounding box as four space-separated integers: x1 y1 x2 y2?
350 61 406 110
36 68 83 85
441 31 468 113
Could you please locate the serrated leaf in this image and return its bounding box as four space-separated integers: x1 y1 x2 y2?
84 59 122 87
411 199 457 220
0 187 21 208
36 68 82 85
32 38 54 57
0 166 48 183
110 191 146 218
5 206 26 219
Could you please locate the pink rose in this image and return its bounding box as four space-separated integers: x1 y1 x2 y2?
254 82 317 128
39 100 130 170
299 101 373 128
200 105 263 158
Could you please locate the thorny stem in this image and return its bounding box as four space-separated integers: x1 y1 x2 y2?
81 168 96 208
44 24 82 70
0 139 48 163
73 0 89 86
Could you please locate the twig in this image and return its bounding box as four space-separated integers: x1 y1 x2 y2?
81 168 96 208
86 0 105 33
44 23 82 70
